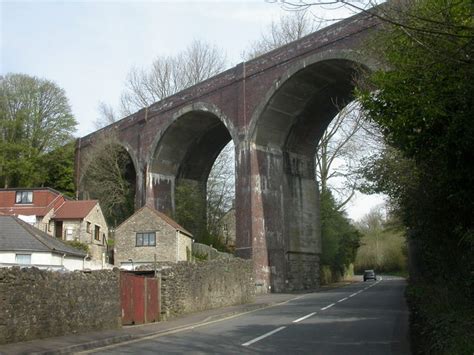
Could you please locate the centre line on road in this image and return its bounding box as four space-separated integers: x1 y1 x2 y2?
242 326 286 346
321 303 335 311
337 297 348 303
293 312 317 323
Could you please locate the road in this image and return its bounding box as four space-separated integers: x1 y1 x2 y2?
85 276 410 354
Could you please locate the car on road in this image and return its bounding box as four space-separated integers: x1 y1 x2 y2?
364 269 377 281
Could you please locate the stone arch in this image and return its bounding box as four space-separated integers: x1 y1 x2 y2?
245 49 377 292
146 102 237 228
249 49 378 141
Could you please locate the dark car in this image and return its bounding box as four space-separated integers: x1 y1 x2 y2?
363 269 377 281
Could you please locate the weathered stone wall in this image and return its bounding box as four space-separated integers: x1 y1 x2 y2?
160 258 254 320
82 204 109 261
114 207 178 265
192 242 234 260
0 268 120 345
177 231 192 261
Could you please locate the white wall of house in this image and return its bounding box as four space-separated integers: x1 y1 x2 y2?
63 256 86 271
0 251 85 270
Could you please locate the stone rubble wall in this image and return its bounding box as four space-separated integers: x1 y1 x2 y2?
159 258 255 320
192 242 234 260
0 267 121 345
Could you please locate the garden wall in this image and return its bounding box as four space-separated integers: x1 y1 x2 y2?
0 268 121 344
159 258 255 319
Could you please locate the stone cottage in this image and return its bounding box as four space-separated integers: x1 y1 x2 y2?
114 206 193 269
51 200 109 262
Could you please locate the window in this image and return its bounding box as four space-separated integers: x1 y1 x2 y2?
86 222 91 233
65 227 73 241
16 254 32 265
94 225 100 241
136 232 156 247
15 191 33 204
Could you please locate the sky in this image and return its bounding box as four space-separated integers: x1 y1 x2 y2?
1 0 385 220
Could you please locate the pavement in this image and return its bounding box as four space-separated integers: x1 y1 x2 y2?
0 280 358 355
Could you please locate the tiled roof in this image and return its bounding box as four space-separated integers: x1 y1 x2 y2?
150 207 193 237
53 200 98 220
0 216 86 257
0 188 68 217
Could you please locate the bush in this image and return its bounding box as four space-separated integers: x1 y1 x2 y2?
65 240 89 254
407 281 474 354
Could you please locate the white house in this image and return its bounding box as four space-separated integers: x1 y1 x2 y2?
0 215 87 271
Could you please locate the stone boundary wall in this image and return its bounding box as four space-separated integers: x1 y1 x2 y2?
160 259 255 320
192 242 233 260
0 267 121 345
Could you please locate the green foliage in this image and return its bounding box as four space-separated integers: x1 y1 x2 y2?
192 251 209 261
0 73 77 188
65 240 89 254
357 1 473 352
175 180 207 240
407 282 474 354
320 189 361 277
358 0 473 291
175 180 231 252
39 142 76 197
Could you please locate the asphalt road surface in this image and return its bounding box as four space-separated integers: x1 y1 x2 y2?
85 276 410 354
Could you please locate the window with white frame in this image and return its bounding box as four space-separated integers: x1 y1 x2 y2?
65 227 74 241
136 232 156 247
15 254 32 265
15 191 33 204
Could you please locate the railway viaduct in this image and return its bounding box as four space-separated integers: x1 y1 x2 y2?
75 9 381 293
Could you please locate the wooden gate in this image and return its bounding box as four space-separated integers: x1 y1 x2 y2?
120 272 160 325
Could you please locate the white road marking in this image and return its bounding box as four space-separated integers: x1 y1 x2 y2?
321 303 335 311
293 312 317 323
337 297 348 303
242 326 286 346
349 293 357 297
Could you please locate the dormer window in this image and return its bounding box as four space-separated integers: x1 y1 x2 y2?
15 191 33 204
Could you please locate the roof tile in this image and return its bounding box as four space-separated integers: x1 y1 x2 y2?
53 200 98 220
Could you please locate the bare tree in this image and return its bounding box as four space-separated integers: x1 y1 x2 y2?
316 101 383 210
94 101 118 130
119 39 227 116
206 143 235 237
244 9 317 59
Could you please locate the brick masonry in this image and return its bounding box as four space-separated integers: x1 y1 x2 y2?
0 268 121 345
76 10 382 292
